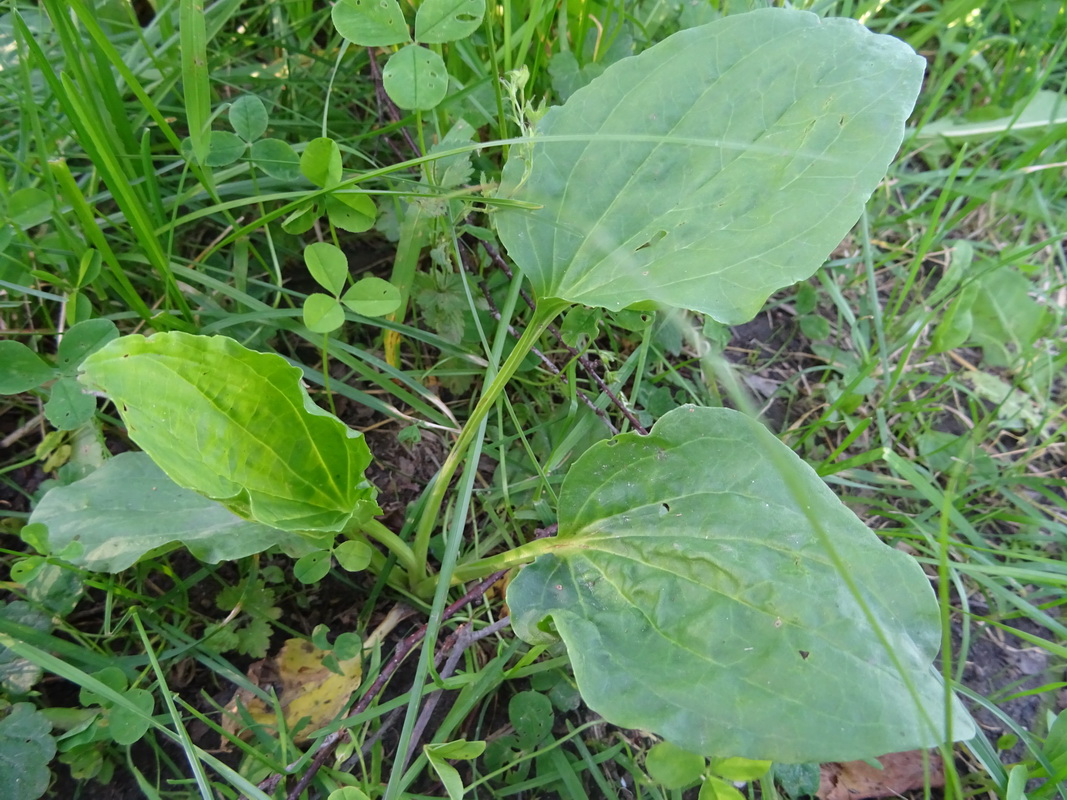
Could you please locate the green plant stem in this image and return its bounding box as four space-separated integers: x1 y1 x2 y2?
414 535 563 597
408 298 567 591
358 518 418 577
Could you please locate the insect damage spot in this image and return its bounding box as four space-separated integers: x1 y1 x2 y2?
634 230 667 251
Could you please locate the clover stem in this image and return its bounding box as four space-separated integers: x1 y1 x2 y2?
408 300 566 591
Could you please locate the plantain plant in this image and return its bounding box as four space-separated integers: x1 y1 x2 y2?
24 7 975 768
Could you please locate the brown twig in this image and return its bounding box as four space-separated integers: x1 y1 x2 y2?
403 615 513 765
366 49 422 159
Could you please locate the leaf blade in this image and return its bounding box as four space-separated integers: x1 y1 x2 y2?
495 9 925 323
78 334 378 532
507 405 974 762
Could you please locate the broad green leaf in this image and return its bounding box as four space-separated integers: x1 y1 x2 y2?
332 0 411 46
8 186 52 229
301 137 343 188
342 277 401 317
967 266 1051 368
507 406 974 762
56 319 119 373
0 703 55 800
304 293 346 333
645 742 705 789
44 377 96 430
31 453 317 572
495 9 925 324
251 138 302 181
0 341 55 394
414 0 485 44
383 44 448 111
205 130 246 167
229 94 268 142
326 192 377 233
78 334 378 532
304 242 349 296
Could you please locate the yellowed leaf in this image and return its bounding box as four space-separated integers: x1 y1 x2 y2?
222 638 362 745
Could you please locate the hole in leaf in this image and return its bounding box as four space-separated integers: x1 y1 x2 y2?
634 229 668 251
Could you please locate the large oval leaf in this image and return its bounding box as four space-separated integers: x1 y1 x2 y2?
78 333 378 532
507 406 974 762
28 453 320 572
495 9 925 323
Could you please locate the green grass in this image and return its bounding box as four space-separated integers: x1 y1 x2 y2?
2 0 1066 798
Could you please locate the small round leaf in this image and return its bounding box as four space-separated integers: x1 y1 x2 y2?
334 540 372 572
709 757 771 782
44 377 97 430
382 44 448 110
327 789 371 800
332 0 411 46
700 776 746 800
0 341 55 394
109 688 154 746
341 277 401 317
304 242 349 296
508 691 553 750
56 318 120 373
333 631 362 660
80 666 128 707
251 138 302 181
301 137 343 188
414 0 485 44
295 550 332 583
229 95 268 142
303 293 345 333
646 741 705 789
282 201 321 235
326 192 377 233
204 130 247 167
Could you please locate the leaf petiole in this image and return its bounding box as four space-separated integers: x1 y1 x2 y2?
408 298 568 592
